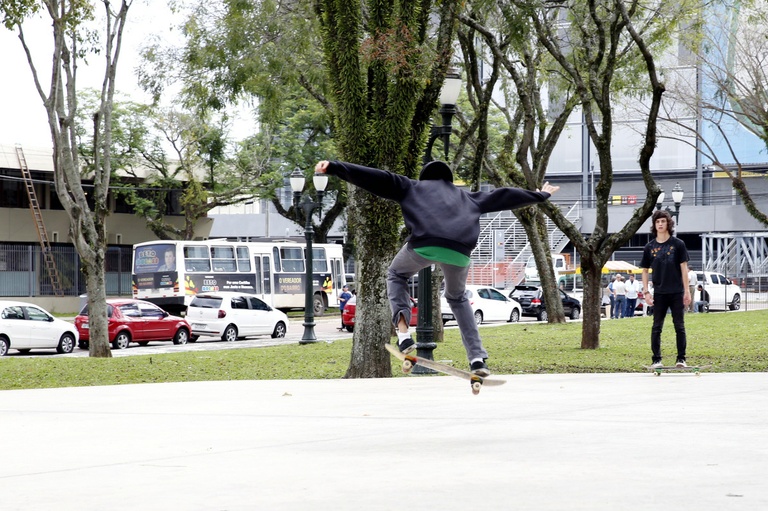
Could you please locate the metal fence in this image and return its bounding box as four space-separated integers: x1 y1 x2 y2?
0 243 133 297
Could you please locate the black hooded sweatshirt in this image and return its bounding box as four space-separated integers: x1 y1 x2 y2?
326 161 551 257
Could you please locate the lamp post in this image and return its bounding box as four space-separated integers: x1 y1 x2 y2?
414 68 462 373
655 182 684 225
290 167 328 344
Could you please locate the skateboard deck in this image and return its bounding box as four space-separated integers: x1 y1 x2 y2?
642 364 712 376
385 343 505 394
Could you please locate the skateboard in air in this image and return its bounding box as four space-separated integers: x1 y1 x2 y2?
385 343 505 395
642 364 712 376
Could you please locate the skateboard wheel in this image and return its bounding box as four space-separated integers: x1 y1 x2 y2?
402 360 413 374
653 371 661 376
471 381 482 395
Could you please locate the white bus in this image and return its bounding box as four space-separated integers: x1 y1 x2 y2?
132 240 347 315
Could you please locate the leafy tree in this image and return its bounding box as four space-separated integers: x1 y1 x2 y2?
504 0 692 349
138 0 345 242
2 0 133 357
313 0 462 376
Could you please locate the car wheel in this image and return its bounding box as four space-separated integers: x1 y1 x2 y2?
0 336 9 356
346 325 354 332
508 309 520 323
474 310 483 325
538 309 548 322
222 325 238 342
729 294 741 311
173 328 189 345
112 331 131 350
570 308 581 320
78 340 89 350
56 333 76 354
271 321 287 338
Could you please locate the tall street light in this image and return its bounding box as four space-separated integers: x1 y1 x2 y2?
290 167 328 344
655 182 685 226
414 68 462 373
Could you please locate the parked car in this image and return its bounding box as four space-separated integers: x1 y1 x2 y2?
186 292 288 341
0 300 79 356
441 285 522 325
74 299 190 350
697 271 741 311
508 285 581 321
341 295 418 333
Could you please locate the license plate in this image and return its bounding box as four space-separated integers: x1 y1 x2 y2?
82 323 89 329
192 323 205 329
441 314 453 320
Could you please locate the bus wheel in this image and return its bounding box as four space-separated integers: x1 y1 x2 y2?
313 294 325 316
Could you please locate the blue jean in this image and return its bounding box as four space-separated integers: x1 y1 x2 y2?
387 244 487 362
625 297 637 317
614 295 626 318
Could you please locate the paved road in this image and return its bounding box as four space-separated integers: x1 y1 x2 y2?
1 372 766 510
12 314 544 358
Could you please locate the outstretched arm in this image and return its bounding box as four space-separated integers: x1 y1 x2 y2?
314 160 412 202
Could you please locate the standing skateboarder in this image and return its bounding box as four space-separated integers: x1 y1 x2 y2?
640 209 692 368
315 159 558 376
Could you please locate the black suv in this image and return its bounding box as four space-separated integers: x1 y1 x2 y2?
509 285 581 321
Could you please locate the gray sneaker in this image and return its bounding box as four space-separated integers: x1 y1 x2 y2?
675 360 688 368
651 361 663 369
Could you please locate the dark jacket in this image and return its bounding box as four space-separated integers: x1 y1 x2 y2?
326 161 551 256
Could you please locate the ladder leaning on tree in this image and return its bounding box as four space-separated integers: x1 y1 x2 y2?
15 144 64 297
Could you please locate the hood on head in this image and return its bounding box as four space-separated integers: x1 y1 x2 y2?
419 161 453 182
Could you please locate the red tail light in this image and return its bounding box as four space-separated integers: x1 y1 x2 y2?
532 298 542 305
218 310 227 319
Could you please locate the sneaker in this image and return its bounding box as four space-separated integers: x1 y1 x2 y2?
651 361 663 369
398 337 416 354
676 360 688 368
470 360 491 377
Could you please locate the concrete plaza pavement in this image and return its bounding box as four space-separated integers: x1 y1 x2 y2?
1 371 767 510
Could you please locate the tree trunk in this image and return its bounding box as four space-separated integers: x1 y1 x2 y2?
580 261 604 349
83 252 112 357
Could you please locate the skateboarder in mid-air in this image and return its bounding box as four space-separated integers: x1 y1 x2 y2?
315 159 558 376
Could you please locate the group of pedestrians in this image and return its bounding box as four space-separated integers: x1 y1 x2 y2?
606 273 642 319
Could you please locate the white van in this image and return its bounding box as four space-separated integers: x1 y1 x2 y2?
696 272 741 311
525 253 568 283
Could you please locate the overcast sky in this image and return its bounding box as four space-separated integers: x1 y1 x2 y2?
0 2 253 151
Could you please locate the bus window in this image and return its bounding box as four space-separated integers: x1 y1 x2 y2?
262 256 271 293
237 246 251 272
211 245 236 272
280 247 305 272
273 247 281 273
312 247 327 272
184 246 211 272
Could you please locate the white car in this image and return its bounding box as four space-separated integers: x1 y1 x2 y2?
186 292 289 342
0 300 79 356
440 285 522 325
696 271 741 311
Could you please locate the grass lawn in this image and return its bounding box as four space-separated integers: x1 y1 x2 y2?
1 309 766 390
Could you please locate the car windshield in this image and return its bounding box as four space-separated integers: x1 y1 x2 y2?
189 296 223 308
78 304 115 318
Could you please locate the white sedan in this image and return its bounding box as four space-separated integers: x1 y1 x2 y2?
0 300 79 356
186 292 289 342
440 285 522 325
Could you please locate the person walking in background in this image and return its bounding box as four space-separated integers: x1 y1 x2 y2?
338 285 352 331
687 267 697 312
613 275 627 319
624 273 640 318
315 159 558 376
641 209 692 368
